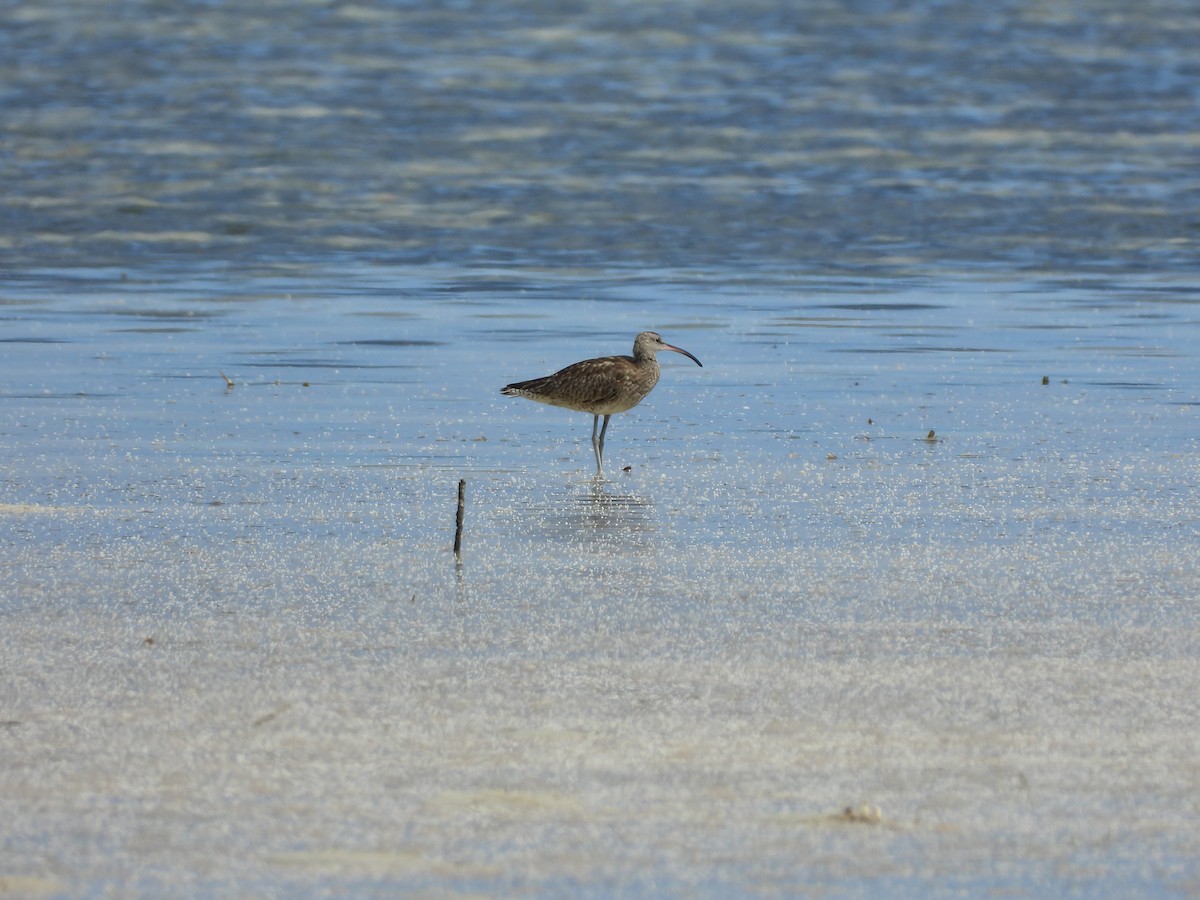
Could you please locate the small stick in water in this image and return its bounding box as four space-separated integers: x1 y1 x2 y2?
453 479 466 558
220 372 235 389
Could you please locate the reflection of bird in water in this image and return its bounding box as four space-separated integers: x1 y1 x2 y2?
576 484 652 525
533 484 656 553
501 331 703 477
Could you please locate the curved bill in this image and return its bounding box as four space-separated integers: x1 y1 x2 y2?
662 342 703 368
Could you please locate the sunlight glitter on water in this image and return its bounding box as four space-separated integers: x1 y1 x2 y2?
2 264 1198 896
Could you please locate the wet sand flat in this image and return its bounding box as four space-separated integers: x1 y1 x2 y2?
3 567 1197 896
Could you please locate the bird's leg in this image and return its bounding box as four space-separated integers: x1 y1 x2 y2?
590 414 604 476
596 414 611 477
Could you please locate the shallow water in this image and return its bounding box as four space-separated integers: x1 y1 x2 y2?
4 0 1200 894
3 266 1199 896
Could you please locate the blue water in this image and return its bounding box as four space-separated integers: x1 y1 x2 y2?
3 0 1200 895
3 0 1198 274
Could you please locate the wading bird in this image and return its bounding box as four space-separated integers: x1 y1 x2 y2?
501 331 702 477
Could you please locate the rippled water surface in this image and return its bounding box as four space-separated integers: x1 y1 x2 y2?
3 0 1200 896
4 0 1199 273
